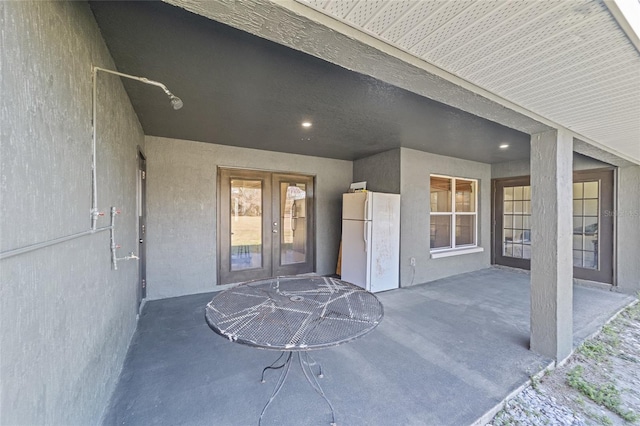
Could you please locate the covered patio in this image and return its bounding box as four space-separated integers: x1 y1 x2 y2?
104 268 634 425
3 2 639 424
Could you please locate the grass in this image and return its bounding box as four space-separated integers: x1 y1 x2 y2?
577 340 609 361
584 410 613 426
566 365 639 423
230 215 298 246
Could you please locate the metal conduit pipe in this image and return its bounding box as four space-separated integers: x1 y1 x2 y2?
91 66 182 230
1 67 181 262
0 226 112 260
110 207 139 270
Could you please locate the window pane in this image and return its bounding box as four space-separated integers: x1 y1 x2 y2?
522 215 530 229
230 179 262 271
503 214 513 229
584 236 597 255
573 250 583 267
522 200 531 214
513 201 523 214
573 200 583 216
430 177 452 212
455 179 476 212
504 201 513 213
430 215 451 249
572 179 600 271
583 251 597 269
573 234 583 251
523 186 531 200
513 186 523 201
584 181 598 199
280 182 307 265
504 229 513 241
573 216 583 233
455 215 475 246
514 215 523 229
504 187 513 201
584 217 598 235
584 199 598 216
573 182 583 199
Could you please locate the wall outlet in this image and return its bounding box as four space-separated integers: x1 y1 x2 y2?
410 257 416 266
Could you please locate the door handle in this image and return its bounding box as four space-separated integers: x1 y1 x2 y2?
273 229 278 233
363 221 368 252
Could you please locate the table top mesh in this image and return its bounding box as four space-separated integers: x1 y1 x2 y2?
205 276 384 350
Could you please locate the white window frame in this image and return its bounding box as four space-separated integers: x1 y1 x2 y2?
430 174 480 255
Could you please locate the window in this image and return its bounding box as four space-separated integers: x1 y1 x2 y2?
430 175 478 251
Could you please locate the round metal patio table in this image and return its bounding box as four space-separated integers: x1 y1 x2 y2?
205 275 384 426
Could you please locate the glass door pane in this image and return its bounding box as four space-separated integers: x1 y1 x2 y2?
572 181 599 270
493 170 613 284
219 169 272 285
502 185 532 260
230 179 263 271
272 174 314 276
280 182 307 265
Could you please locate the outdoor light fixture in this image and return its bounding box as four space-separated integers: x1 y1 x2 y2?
91 66 183 229
301 121 312 128
499 143 510 149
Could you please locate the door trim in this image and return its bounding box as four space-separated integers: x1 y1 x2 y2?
137 146 147 306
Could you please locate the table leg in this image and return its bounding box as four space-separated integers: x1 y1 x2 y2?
306 352 324 378
260 352 287 383
259 351 293 426
299 352 336 426
258 351 337 426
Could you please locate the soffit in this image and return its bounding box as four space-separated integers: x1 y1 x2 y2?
297 0 640 163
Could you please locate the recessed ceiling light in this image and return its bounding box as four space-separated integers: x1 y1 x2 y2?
499 143 509 149
301 121 312 128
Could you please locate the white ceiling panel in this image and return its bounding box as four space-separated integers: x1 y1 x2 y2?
298 0 640 162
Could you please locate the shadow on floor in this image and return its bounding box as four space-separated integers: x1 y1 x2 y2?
103 268 634 426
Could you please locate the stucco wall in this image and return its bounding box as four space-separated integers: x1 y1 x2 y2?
145 136 352 299
399 148 492 286
617 165 640 294
353 148 401 193
0 2 143 425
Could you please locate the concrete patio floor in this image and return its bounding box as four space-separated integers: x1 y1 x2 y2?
103 268 635 426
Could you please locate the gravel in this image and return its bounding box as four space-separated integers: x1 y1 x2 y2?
489 387 587 426
488 300 640 426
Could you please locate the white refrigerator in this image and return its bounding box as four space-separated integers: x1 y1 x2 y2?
341 192 400 293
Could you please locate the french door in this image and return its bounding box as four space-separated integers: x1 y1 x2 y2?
492 169 614 284
218 168 314 285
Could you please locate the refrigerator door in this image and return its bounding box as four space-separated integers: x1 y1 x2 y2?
341 219 371 290
342 192 373 221
369 193 400 292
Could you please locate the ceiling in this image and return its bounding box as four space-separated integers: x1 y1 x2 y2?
298 0 640 163
89 1 531 163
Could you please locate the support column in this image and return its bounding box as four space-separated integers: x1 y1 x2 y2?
530 129 573 362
